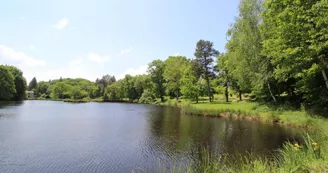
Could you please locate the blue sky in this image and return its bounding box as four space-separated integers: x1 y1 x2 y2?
0 0 239 82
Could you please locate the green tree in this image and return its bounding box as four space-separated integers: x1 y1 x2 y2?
28 77 38 91
70 86 88 99
180 65 201 103
89 84 101 99
163 56 189 100
105 81 124 100
134 75 152 101
0 65 16 100
194 40 219 102
139 89 156 104
6 66 27 101
36 81 50 98
261 0 328 108
226 0 279 102
96 75 116 95
148 60 166 102
216 53 231 102
121 75 138 101
51 82 70 99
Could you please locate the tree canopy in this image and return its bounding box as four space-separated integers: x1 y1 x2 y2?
194 40 219 102
163 56 189 100
28 77 38 91
0 65 26 101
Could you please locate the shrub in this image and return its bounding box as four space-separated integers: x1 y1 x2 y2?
139 90 155 104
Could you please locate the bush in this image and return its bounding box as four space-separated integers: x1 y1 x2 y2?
139 90 155 104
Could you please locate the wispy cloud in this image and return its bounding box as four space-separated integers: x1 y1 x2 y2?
117 65 148 79
88 52 111 63
0 45 46 67
53 17 69 30
120 47 132 55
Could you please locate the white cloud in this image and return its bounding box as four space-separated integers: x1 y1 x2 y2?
88 52 111 63
29 44 36 50
173 53 180 56
0 45 47 82
53 18 69 30
117 65 148 79
0 45 46 67
120 47 132 55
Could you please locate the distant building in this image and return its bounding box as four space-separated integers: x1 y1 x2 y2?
27 91 35 99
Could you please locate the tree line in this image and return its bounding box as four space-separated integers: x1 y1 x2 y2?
221 0 328 113
14 39 218 103
1 0 327 115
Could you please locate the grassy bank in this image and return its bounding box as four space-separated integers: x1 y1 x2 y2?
179 134 328 173
161 99 326 129
157 98 328 172
152 136 328 172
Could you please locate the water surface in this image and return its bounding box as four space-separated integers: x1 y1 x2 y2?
0 101 301 173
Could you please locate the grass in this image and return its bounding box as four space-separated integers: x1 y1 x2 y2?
148 132 328 173
160 97 325 129
155 95 328 172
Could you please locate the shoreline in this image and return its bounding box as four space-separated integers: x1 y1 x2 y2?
26 99 321 130
182 110 308 129
27 98 318 129
159 102 322 130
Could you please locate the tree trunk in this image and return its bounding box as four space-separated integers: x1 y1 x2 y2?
206 77 211 102
204 63 212 102
322 69 328 89
176 89 179 101
225 82 229 102
267 83 277 103
239 90 242 101
321 59 328 89
160 96 164 102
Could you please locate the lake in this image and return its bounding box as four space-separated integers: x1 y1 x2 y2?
0 101 302 173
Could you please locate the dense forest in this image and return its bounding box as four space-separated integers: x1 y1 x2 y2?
1 0 327 115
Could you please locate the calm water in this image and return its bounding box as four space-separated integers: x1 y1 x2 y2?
0 101 302 173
